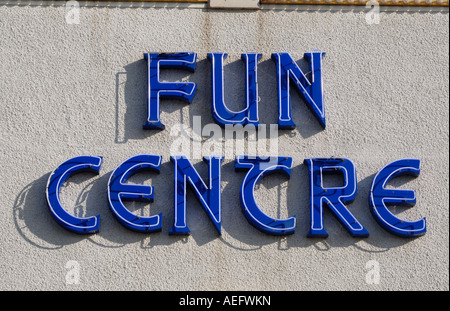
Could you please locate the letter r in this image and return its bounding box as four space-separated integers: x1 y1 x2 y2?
304 158 369 237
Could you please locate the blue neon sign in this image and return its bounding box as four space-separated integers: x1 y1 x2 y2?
145 51 326 130
272 51 326 129
108 154 163 233
170 155 224 235
235 156 296 235
304 158 369 238
208 52 261 127
46 156 102 234
369 159 426 237
143 52 197 130
46 155 426 238
44 50 426 239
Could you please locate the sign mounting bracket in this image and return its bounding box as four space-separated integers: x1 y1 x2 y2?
209 0 261 9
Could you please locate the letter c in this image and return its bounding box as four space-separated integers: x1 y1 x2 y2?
46 156 102 234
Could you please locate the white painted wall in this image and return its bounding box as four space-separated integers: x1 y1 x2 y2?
0 2 448 290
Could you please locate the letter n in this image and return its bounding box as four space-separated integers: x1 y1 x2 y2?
272 50 326 129
170 155 224 235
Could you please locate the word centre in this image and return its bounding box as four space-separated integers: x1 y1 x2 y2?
46 155 426 238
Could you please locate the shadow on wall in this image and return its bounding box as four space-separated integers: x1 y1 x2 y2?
115 58 215 144
13 161 417 253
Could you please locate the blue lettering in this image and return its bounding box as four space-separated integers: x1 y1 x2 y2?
272 51 326 129
208 52 261 127
108 155 163 233
304 157 369 237
369 159 426 237
143 52 197 130
46 156 102 234
47 156 425 238
170 155 224 235
235 156 296 236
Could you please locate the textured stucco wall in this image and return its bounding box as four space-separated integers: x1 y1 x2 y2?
0 2 448 291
